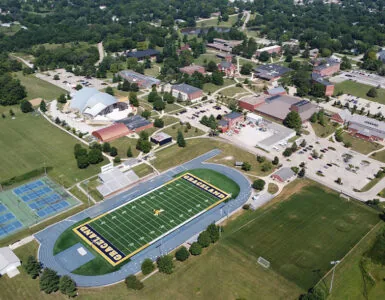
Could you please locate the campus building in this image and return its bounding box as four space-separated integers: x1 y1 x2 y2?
272 167 295 183
151 132 172 145
266 86 287 96
0 247 20 278
255 45 282 57
70 87 128 119
253 64 292 81
171 83 203 102
217 112 244 133
118 70 160 89
311 73 335 96
206 38 243 53
92 123 130 142
218 60 236 76
126 49 160 61
331 109 385 141
238 94 267 111
179 65 206 75
312 57 341 77
117 115 153 133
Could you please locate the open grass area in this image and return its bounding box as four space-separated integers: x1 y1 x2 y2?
110 136 140 158
203 78 235 94
144 63 161 78
14 71 66 101
0 112 104 187
164 102 184 113
0 24 22 36
360 172 385 192
311 118 339 138
267 183 279 194
197 14 238 28
340 132 383 155
162 123 205 139
161 115 179 126
153 138 275 177
193 53 221 66
131 163 154 178
218 85 248 97
334 80 385 105
68 186 88 203
80 176 103 202
371 149 385 163
223 179 379 290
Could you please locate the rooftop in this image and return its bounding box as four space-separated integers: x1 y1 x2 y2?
254 64 292 80
117 115 152 130
239 94 267 105
256 45 281 52
151 132 172 142
273 167 295 181
312 72 333 86
126 49 160 59
224 111 243 120
119 70 160 88
267 86 286 95
172 83 202 95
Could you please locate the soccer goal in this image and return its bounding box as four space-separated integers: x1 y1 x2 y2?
257 256 270 268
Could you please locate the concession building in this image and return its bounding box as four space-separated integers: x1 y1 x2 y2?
150 132 172 145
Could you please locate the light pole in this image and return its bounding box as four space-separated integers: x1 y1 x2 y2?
329 260 340 293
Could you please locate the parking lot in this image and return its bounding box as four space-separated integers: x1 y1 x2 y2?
36 68 112 92
331 70 385 87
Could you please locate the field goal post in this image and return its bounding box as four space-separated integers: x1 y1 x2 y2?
257 256 270 269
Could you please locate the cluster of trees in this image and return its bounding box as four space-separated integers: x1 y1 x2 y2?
256 155 274 173
0 73 26 105
232 38 258 59
117 80 140 94
310 110 327 127
177 130 186 147
23 256 76 297
74 143 104 169
136 131 152 153
283 142 300 158
147 88 170 111
283 111 302 132
200 114 218 129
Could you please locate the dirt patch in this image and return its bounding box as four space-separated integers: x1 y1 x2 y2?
220 209 245 226
221 156 234 161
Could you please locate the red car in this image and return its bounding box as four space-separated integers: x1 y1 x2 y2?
308 156 313 160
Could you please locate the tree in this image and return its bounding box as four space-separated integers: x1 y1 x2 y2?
367 87 378 98
252 179 266 191
102 142 111 153
163 92 175 104
242 162 251 171
40 100 47 113
291 142 298 152
300 139 307 147
59 275 77 297
154 118 164 128
211 70 224 85
110 147 118 157
105 86 114 95
153 98 166 111
75 84 83 91
141 258 155 275
240 63 253 75
141 110 151 119
189 242 202 256
258 51 270 62
157 255 174 274
283 148 293 157
39 268 60 294
175 246 190 261
122 79 131 91
125 275 144 290
283 111 302 131
88 148 103 164
198 230 211 248
206 61 218 72
206 223 220 243
298 168 306 178
177 130 186 147
272 156 279 165
310 113 317 123
256 155 266 163
20 100 33 113
24 255 41 279
300 287 326 300
340 56 352 70
129 92 139 107
148 90 159 103
57 94 67 104
127 146 133 157
53 74 60 80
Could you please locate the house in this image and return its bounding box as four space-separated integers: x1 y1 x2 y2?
92 123 130 142
255 45 282 57
331 109 385 141
177 44 191 55
117 115 153 133
0 247 21 278
272 168 295 183
266 86 287 96
238 94 267 111
253 64 292 81
218 60 236 76
151 132 172 145
179 65 206 76
312 73 335 96
70 87 128 119
312 57 340 77
171 83 203 102
255 95 318 122
126 49 160 61
118 70 160 89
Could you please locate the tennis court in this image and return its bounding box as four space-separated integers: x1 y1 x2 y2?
0 177 79 239
74 173 230 266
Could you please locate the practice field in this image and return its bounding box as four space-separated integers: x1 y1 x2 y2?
0 177 78 239
222 180 379 290
74 173 230 266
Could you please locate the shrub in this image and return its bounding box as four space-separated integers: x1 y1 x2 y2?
198 230 211 248
141 258 155 275
125 275 144 290
39 268 59 294
59 275 77 297
157 255 174 274
206 223 220 243
175 246 190 262
189 242 202 256
252 179 265 191
23 255 41 279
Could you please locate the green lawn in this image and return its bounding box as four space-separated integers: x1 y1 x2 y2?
80 176 103 202
0 112 104 187
311 118 339 138
334 80 385 105
193 53 221 66
223 179 379 290
371 149 385 163
144 63 161 77
162 123 205 139
340 132 383 155
14 71 66 100
161 115 179 126
164 102 184 113
203 79 235 94
197 14 238 28
267 183 279 194
131 163 154 178
110 136 140 158
218 85 248 97
69 186 88 203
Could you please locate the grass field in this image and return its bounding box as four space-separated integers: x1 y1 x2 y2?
371 149 385 163
311 118 339 138
110 136 140 158
334 80 385 105
0 112 104 186
162 123 205 139
131 163 154 178
74 172 231 265
203 79 235 94
197 14 238 28
14 71 66 101
219 85 248 97
193 53 221 66
340 132 383 155
222 180 379 290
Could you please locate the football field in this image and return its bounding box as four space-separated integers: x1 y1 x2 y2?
74 173 230 265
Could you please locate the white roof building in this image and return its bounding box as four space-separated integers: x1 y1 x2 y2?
246 113 263 124
0 247 21 278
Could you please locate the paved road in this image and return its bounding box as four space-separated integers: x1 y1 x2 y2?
35 150 252 287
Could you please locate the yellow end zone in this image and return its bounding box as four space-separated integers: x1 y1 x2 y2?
73 172 230 266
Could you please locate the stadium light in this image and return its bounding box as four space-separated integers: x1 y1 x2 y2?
329 260 340 293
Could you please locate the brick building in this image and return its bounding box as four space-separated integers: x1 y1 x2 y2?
255 45 282 57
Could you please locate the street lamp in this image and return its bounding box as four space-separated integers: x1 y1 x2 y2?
329 260 340 293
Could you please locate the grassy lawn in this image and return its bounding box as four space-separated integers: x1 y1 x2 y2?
80 176 103 202
267 183 279 194
311 118 339 138
218 85 248 97
132 163 154 178
161 115 179 126
144 63 161 77
110 136 140 158
203 78 235 94
223 179 379 290
334 80 385 105
0 112 104 187
154 138 275 177
340 132 383 155
193 53 221 66
371 149 385 163
14 71 66 100
360 172 385 192
164 102 183 113
68 186 88 203
162 123 205 139
197 14 238 28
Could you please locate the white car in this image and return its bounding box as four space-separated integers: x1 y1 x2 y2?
252 194 260 201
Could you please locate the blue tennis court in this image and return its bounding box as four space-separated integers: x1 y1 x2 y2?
14 180 44 195
0 204 23 238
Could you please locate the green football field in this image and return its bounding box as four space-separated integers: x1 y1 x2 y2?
74 173 229 265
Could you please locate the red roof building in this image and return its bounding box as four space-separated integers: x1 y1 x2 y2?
238 95 267 111
92 123 130 142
